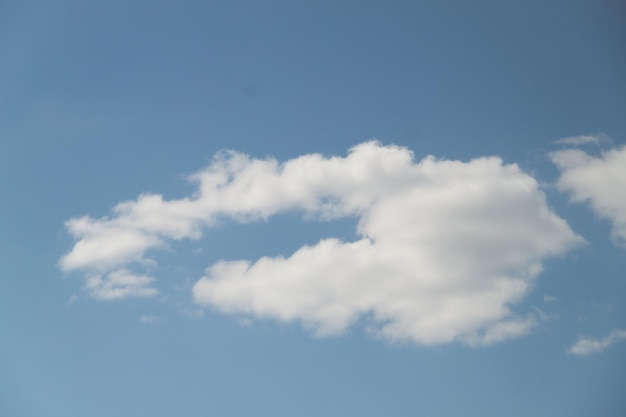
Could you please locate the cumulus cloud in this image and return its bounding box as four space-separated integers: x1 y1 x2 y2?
567 329 626 356
61 141 583 344
551 145 626 245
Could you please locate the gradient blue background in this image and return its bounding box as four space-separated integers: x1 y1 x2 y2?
1 1 625 416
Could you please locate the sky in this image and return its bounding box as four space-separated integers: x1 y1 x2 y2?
1 1 626 416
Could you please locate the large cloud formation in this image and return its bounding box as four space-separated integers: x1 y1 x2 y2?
61 141 583 344
552 143 626 245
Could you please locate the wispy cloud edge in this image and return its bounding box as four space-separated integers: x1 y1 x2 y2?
567 329 626 356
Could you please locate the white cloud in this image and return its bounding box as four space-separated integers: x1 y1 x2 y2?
61 141 583 345
85 269 158 300
552 145 626 245
567 329 626 356
554 134 608 146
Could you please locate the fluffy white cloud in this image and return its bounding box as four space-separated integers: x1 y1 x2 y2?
567 329 626 356
191 145 582 345
60 142 415 273
552 145 626 245
61 141 583 344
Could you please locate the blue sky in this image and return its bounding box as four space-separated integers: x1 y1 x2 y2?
1 1 626 416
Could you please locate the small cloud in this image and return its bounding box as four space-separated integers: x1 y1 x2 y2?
532 307 552 322
552 144 626 245
85 270 158 301
139 314 162 324
182 307 204 319
463 315 538 346
68 294 78 304
567 328 626 356
543 295 557 303
239 317 254 327
554 134 609 146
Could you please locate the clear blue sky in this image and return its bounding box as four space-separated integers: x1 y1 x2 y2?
1 1 625 416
